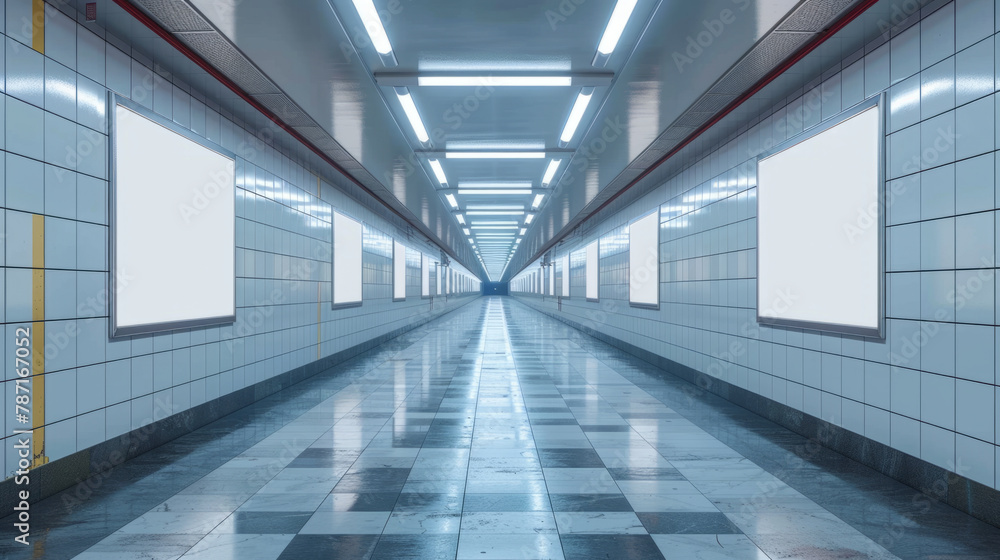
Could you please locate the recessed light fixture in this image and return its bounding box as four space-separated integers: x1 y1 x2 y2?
352 0 394 55
418 76 573 87
561 92 593 143
467 205 525 210
456 214 466 225
542 159 562 186
459 182 533 189
525 214 535 224
445 193 458 208
471 221 519 226
463 228 471 235
520 228 527 235
458 190 533 195
597 0 639 55
397 91 429 142
446 152 546 159
429 159 448 184
472 226 519 230
467 211 526 216
532 194 545 208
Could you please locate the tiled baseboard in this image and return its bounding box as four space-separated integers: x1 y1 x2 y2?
0 296 478 514
518 297 1000 530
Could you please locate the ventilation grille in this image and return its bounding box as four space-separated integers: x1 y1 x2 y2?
688 94 737 114
253 94 316 127
630 149 667 169
712 32 813 94
674 112 714 129
778 0 859 32
293 126 342 151
132 0 212 32
176 32 279 95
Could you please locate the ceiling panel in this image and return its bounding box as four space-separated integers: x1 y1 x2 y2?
128 0 870 280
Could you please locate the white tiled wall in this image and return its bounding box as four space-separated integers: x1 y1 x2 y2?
0 1 478 477
515 0 1000 491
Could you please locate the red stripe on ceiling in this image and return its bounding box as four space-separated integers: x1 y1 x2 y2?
547 0 882 266
111 0 470 269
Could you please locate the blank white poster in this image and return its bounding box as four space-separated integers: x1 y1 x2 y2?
333 212 363 306
586 241 599 301
393 241 406 300
112 100 235 336
561 255 570 298
421 254 430 297
757 102 882 336
629 211 660 308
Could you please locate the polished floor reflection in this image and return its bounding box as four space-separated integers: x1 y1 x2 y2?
5 297 1000 559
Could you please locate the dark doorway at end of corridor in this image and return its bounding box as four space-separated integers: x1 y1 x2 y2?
483 282 508 296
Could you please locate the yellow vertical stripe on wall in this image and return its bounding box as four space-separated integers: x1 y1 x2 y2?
316 175 322 359
31 0 45 54
31 214 47 467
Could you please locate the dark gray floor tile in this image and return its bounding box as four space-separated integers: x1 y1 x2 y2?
560 534 665 560
549 494 634 512
277 534 379 559
637 512 743 534
538 448 606 468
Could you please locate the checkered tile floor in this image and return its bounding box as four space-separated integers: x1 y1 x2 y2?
35 298 955 558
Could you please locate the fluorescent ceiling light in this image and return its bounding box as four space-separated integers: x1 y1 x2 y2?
532 194 545 208
397 91 429 142
542 159 562 185
520 228 528 235
418 76 572 87
455 214 467 226
472 226 519 230
445 193 458 208
352 0 394 55
467 211 525 216
447 152 546 159
561 92 593 143
525 214 535 224
463 228 471 235
597 0 639 55
429 159 447 184
471 221 518 226
459 182 533 189
458 190 533 195
467 205 525 210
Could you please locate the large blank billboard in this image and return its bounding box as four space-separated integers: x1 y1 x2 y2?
756 97 883 337
111 95 235 337
393 241 406 301
629 211 660 309
586 241 599 301
333 212 363 307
